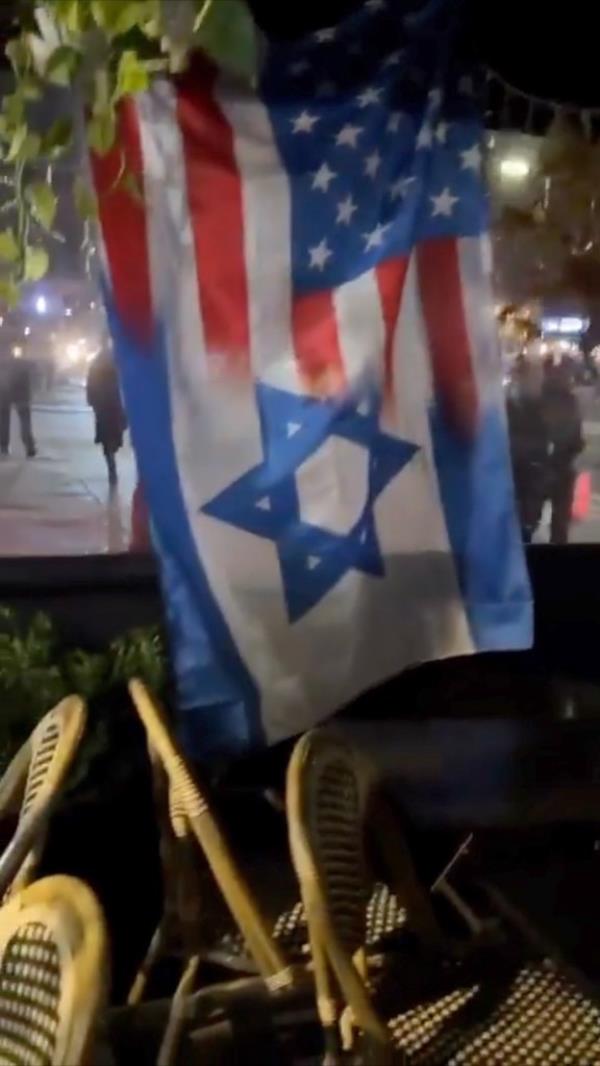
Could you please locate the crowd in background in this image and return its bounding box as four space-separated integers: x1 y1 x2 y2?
507 355 584 544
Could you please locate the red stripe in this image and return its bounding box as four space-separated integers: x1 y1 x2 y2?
176 66 250 375
417 238 478 436
376 257 409 398
292 290 346 395
91 98 153 347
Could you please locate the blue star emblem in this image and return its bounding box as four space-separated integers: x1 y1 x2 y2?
202 383 418 621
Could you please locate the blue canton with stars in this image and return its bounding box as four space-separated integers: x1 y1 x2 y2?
260 0 487 295
202 384 418 622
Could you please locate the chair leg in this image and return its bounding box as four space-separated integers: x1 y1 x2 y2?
158 954 200 1066
304 919 342 1065
128 921 167 1006
372 795 443 945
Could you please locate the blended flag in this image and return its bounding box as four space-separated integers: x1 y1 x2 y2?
92 0 532 758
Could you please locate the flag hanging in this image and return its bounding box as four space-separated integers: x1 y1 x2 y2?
92 0 532 759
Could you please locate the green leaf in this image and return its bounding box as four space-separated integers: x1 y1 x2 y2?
115 50 150 99
195 0 258 81
54 0 87 34
24 246 49 282
116 170 143 204
2 93 25 127
8 129 42 163
91 0 143 37
0 230 19 263
45 44 80 86
26 183 58 231
6 125 27 162
21 73 43 102
87 109 116 155
74 176 98 220
5 38 32 75
0 278 20 308
41 117 73 158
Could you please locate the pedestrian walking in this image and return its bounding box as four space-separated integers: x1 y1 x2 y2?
542 361 584 545
86 349 127 487
506 357 548 542
0 352 37 458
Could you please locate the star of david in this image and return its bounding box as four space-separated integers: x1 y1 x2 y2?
201 383 418 622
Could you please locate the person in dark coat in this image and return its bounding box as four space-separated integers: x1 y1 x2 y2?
86 349 127 487
0 353 36 458
542 361 584 545
506 357 548 543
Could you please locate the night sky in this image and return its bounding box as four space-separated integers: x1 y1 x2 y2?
248 1 600 109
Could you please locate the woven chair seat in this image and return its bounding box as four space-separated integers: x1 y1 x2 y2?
389 963 600 1065
0 877 107 1066
214 884 407 966
0 921 60 1066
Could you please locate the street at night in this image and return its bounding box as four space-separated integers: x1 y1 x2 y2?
0 378 135 556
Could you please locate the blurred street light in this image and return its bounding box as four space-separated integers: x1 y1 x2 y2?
499 157 531 180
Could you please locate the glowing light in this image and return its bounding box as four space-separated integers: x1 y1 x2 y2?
65 343 79 361
65 307 73 317
35 295 47 314
500 157 530 180
23 326 31 337
0 316 3 327
90 301 96 310
540 342 549 355
12 346 22 358
560 317 584 333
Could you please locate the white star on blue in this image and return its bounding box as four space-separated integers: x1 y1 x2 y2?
202 383 418 621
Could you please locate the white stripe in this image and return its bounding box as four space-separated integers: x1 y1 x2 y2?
384 255 474 652
136 84 209 383
458 235 503 409
333 269 386 387
216 79 302 393
391 255 433 443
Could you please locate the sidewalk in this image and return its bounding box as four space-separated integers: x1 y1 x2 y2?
0 381 136 556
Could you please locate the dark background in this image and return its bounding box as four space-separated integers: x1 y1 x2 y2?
1 2 599 110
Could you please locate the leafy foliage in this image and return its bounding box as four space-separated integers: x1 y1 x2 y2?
0 606 168 774
0 0 258 298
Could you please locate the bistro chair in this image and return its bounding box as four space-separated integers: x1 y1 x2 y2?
287 728 600 1065
127 679 298 1063
0 875 108 1066
0 698 87 900
127 681 426 987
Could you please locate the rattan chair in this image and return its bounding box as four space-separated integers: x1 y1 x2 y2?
0 698 86 900
0 874 108 1065
287 728 600 1065
127 677 294 1010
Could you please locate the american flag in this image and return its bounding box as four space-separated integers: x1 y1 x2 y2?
92 0 531 758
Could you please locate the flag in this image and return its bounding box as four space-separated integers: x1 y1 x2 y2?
92 0 532 759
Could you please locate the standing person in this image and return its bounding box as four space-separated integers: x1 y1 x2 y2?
86 348 127 487
0 352 36 458
506 357 548 543
542 362 584 545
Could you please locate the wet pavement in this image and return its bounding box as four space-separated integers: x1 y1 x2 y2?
1 380 600 557
0 379 136 556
